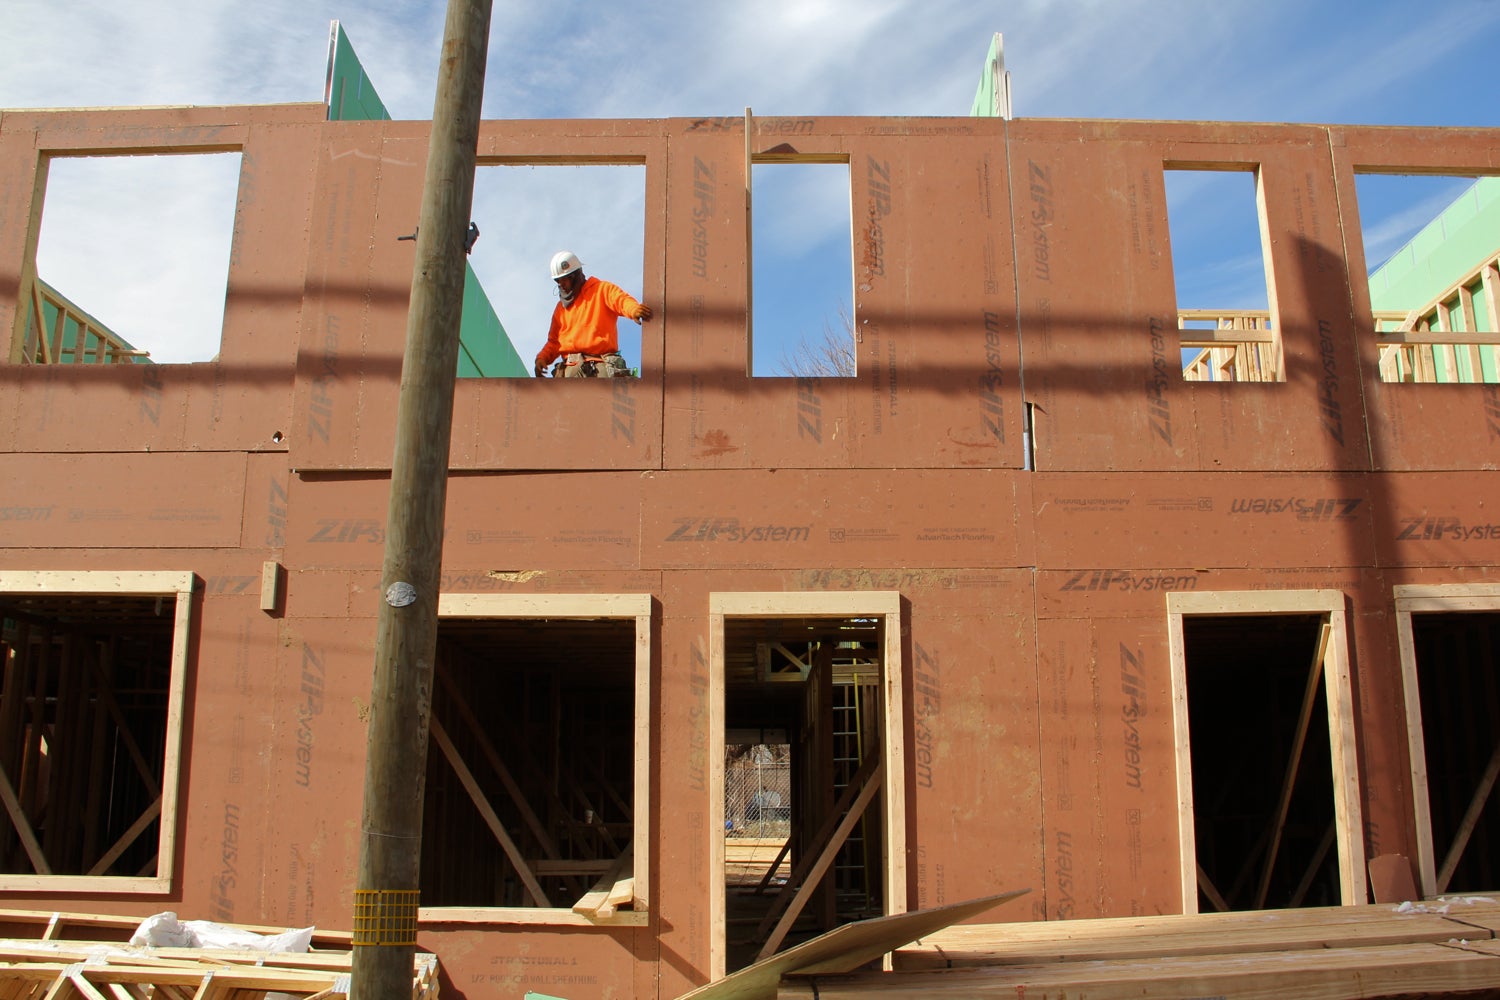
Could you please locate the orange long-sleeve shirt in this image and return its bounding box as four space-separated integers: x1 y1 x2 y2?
535 277 645 369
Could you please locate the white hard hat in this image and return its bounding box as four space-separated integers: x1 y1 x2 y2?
550 250 583 280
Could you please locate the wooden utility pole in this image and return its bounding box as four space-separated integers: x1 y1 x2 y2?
351 0 491 997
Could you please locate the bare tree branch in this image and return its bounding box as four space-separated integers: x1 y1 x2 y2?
772 305 856 377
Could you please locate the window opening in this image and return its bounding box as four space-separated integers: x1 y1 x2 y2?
1357 174 1500 383
1168 591 1363 914
750 162 854 377
420 594 650 925
1164 167 1279 382
468 164 647 378
0 570 193 893
25 154 241 365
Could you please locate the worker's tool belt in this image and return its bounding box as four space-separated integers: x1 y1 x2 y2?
555 352 634 378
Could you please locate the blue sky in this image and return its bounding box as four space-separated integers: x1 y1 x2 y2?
4 0 1500 370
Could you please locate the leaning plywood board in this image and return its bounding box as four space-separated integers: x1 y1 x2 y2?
783 941 1500 999
897 899 1500 969
675 890 1029 1000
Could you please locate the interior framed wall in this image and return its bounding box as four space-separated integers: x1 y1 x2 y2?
419 592 652 927
0 569 195 893
706 590 905 980
1395 583 1500 898
1166 590 1364 914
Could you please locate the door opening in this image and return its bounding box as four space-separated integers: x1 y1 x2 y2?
1168 591 1363 914
722 619 883 972
1184 614 1337 910
1397 585 1500 896
708 592 904 979
1410 612 1500 893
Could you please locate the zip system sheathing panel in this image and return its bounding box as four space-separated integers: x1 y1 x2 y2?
2 106 1500 999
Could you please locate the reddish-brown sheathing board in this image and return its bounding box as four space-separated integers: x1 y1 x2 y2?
0 106 319 455
1008 119 1372 473
899 580 1042 916
0 452 248 548
1332 125 1500 472
658 122 1022 472
1035 615 1182 921
427 926 644 997
0 127 43 358
1344 570 1414 866
186 589 284 924
2 104 1500 999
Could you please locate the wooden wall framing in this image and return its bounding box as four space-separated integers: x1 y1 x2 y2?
707 591 905 980
0 570 194 894
1166 590 1363 914
424 592 651 927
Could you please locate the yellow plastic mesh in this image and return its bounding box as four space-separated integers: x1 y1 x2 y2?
352 889 420 946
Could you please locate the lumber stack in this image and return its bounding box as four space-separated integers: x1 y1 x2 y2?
773 899 1500 999
0 909 439 1000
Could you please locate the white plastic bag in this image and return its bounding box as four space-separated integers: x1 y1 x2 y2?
130 912 314 953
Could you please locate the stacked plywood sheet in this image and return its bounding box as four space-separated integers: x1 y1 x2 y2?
768 898 1500 998
0 910 438 1000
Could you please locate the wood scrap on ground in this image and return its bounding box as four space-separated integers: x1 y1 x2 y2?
774 897 1500 998
0 909 438 1000
677 889 1030 1000
571 843 636 920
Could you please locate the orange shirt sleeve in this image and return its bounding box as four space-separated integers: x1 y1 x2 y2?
596 280 644 322
535 305 565 368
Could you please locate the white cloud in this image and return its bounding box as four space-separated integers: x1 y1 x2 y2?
11 1 1500 122
35 153 241 364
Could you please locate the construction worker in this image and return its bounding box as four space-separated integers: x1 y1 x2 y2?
534 250 653 377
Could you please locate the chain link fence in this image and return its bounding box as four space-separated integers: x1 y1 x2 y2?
725 746 791 839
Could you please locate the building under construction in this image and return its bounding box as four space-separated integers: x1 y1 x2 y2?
3 66 1500 999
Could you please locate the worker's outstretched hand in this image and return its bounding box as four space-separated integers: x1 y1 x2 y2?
636 304 654 322
533 360 546 377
